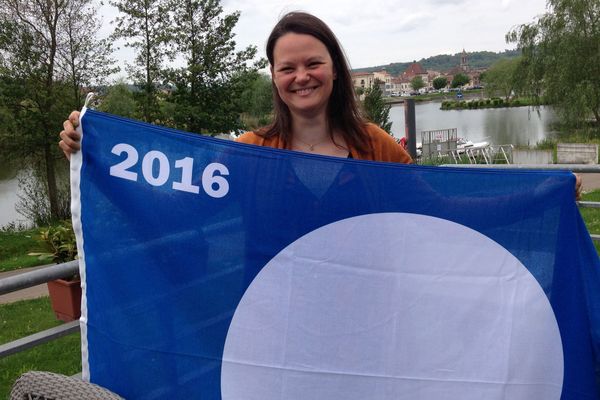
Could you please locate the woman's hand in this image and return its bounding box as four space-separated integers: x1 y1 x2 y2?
58 111 81 160
575 173 583 201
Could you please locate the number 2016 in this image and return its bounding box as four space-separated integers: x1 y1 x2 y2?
109 143 229 199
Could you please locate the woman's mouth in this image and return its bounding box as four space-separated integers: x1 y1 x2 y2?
293 87 317 96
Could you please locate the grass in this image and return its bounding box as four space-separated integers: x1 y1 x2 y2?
0 297 81 399
580 191 600 255
0 227 46 273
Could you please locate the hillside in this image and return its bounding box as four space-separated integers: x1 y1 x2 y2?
353 49 520 75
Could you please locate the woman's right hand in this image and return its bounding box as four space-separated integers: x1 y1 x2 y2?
58 111 81 160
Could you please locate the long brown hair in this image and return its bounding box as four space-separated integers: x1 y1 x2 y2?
261 12 371 154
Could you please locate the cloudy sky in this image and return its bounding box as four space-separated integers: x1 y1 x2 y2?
99 0 550 75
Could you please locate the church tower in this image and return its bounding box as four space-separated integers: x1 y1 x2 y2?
460 49 469 71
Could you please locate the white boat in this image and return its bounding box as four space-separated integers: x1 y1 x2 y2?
456 137 489 154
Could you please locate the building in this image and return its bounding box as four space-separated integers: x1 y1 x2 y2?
352 70 392 95
444 49 484 88
351 51 489 96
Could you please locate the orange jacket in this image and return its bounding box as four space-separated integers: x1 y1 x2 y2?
236 123 412 164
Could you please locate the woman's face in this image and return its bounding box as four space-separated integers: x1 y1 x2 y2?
271 33 336 119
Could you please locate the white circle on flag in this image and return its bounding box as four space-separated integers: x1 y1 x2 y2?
221 213 563 400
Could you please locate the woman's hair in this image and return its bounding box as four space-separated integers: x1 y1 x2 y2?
261 11 371 154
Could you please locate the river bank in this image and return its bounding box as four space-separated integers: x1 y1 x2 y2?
386 89 484 105
441 96 544 110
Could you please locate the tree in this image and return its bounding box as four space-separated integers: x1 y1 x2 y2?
239 72 273 120
60 0 120 110
363 83 392 133
0 0 115 222
0 0 69 221
482 58 522 101
111 0 172 123
410 76 425 92
166 0 263 134
432 76 448 90
507 0 600 127
97 81 138 118
451 73 470 88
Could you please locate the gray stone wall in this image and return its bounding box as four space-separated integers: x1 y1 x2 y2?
512 149 553 165
557 143 598 164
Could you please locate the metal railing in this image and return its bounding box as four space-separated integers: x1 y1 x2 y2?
1 199 600 359
0 261 80 359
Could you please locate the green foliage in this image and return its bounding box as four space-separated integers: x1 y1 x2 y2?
507 0 600 128
239 72 273 121
363 84 393 133
97 82 138 119
451 73 470 88
353 50 520 76
29 221 77 265
432 77 448 90
483 58 522 100
440 96 540 110
0 0 115 221
0 298 81 400
15 163 71 227
164 0 264 134
61 0 120 109
410 76 425 92
110 0 172 123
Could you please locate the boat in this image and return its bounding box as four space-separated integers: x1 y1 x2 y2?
456 137 490 154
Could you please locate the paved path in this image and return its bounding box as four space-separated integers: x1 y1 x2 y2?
0 265 49 304
580 173 600 192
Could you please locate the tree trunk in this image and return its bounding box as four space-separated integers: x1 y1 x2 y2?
44 141 60 220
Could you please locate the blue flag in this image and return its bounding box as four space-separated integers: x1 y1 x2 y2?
72 109 600 399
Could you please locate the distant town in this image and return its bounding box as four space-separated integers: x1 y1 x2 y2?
352 49 486 97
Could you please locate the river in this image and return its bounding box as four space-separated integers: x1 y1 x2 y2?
0 174 21 227
0 102 559 227
389 101 558 146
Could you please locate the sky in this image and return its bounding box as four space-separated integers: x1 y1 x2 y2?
98 0 551 77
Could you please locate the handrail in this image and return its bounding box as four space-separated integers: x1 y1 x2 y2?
0 260 79 295
578 201 600 209
441 164 600 172
0 321 79 358
0 261 81 360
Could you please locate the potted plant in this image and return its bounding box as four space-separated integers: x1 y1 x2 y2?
30 221 80 322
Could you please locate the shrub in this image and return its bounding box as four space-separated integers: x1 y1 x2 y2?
16 164 70 227
29 221 77 264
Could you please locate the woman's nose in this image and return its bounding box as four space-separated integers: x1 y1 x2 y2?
296 69 310 83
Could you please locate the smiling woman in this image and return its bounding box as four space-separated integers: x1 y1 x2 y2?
235 11 412 164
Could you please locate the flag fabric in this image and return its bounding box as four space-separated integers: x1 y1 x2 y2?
71 108 600 400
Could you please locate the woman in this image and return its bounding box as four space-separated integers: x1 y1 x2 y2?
59 11 412 165
235 11 411 163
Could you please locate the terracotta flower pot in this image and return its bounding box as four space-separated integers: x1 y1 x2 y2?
47 278 82 322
